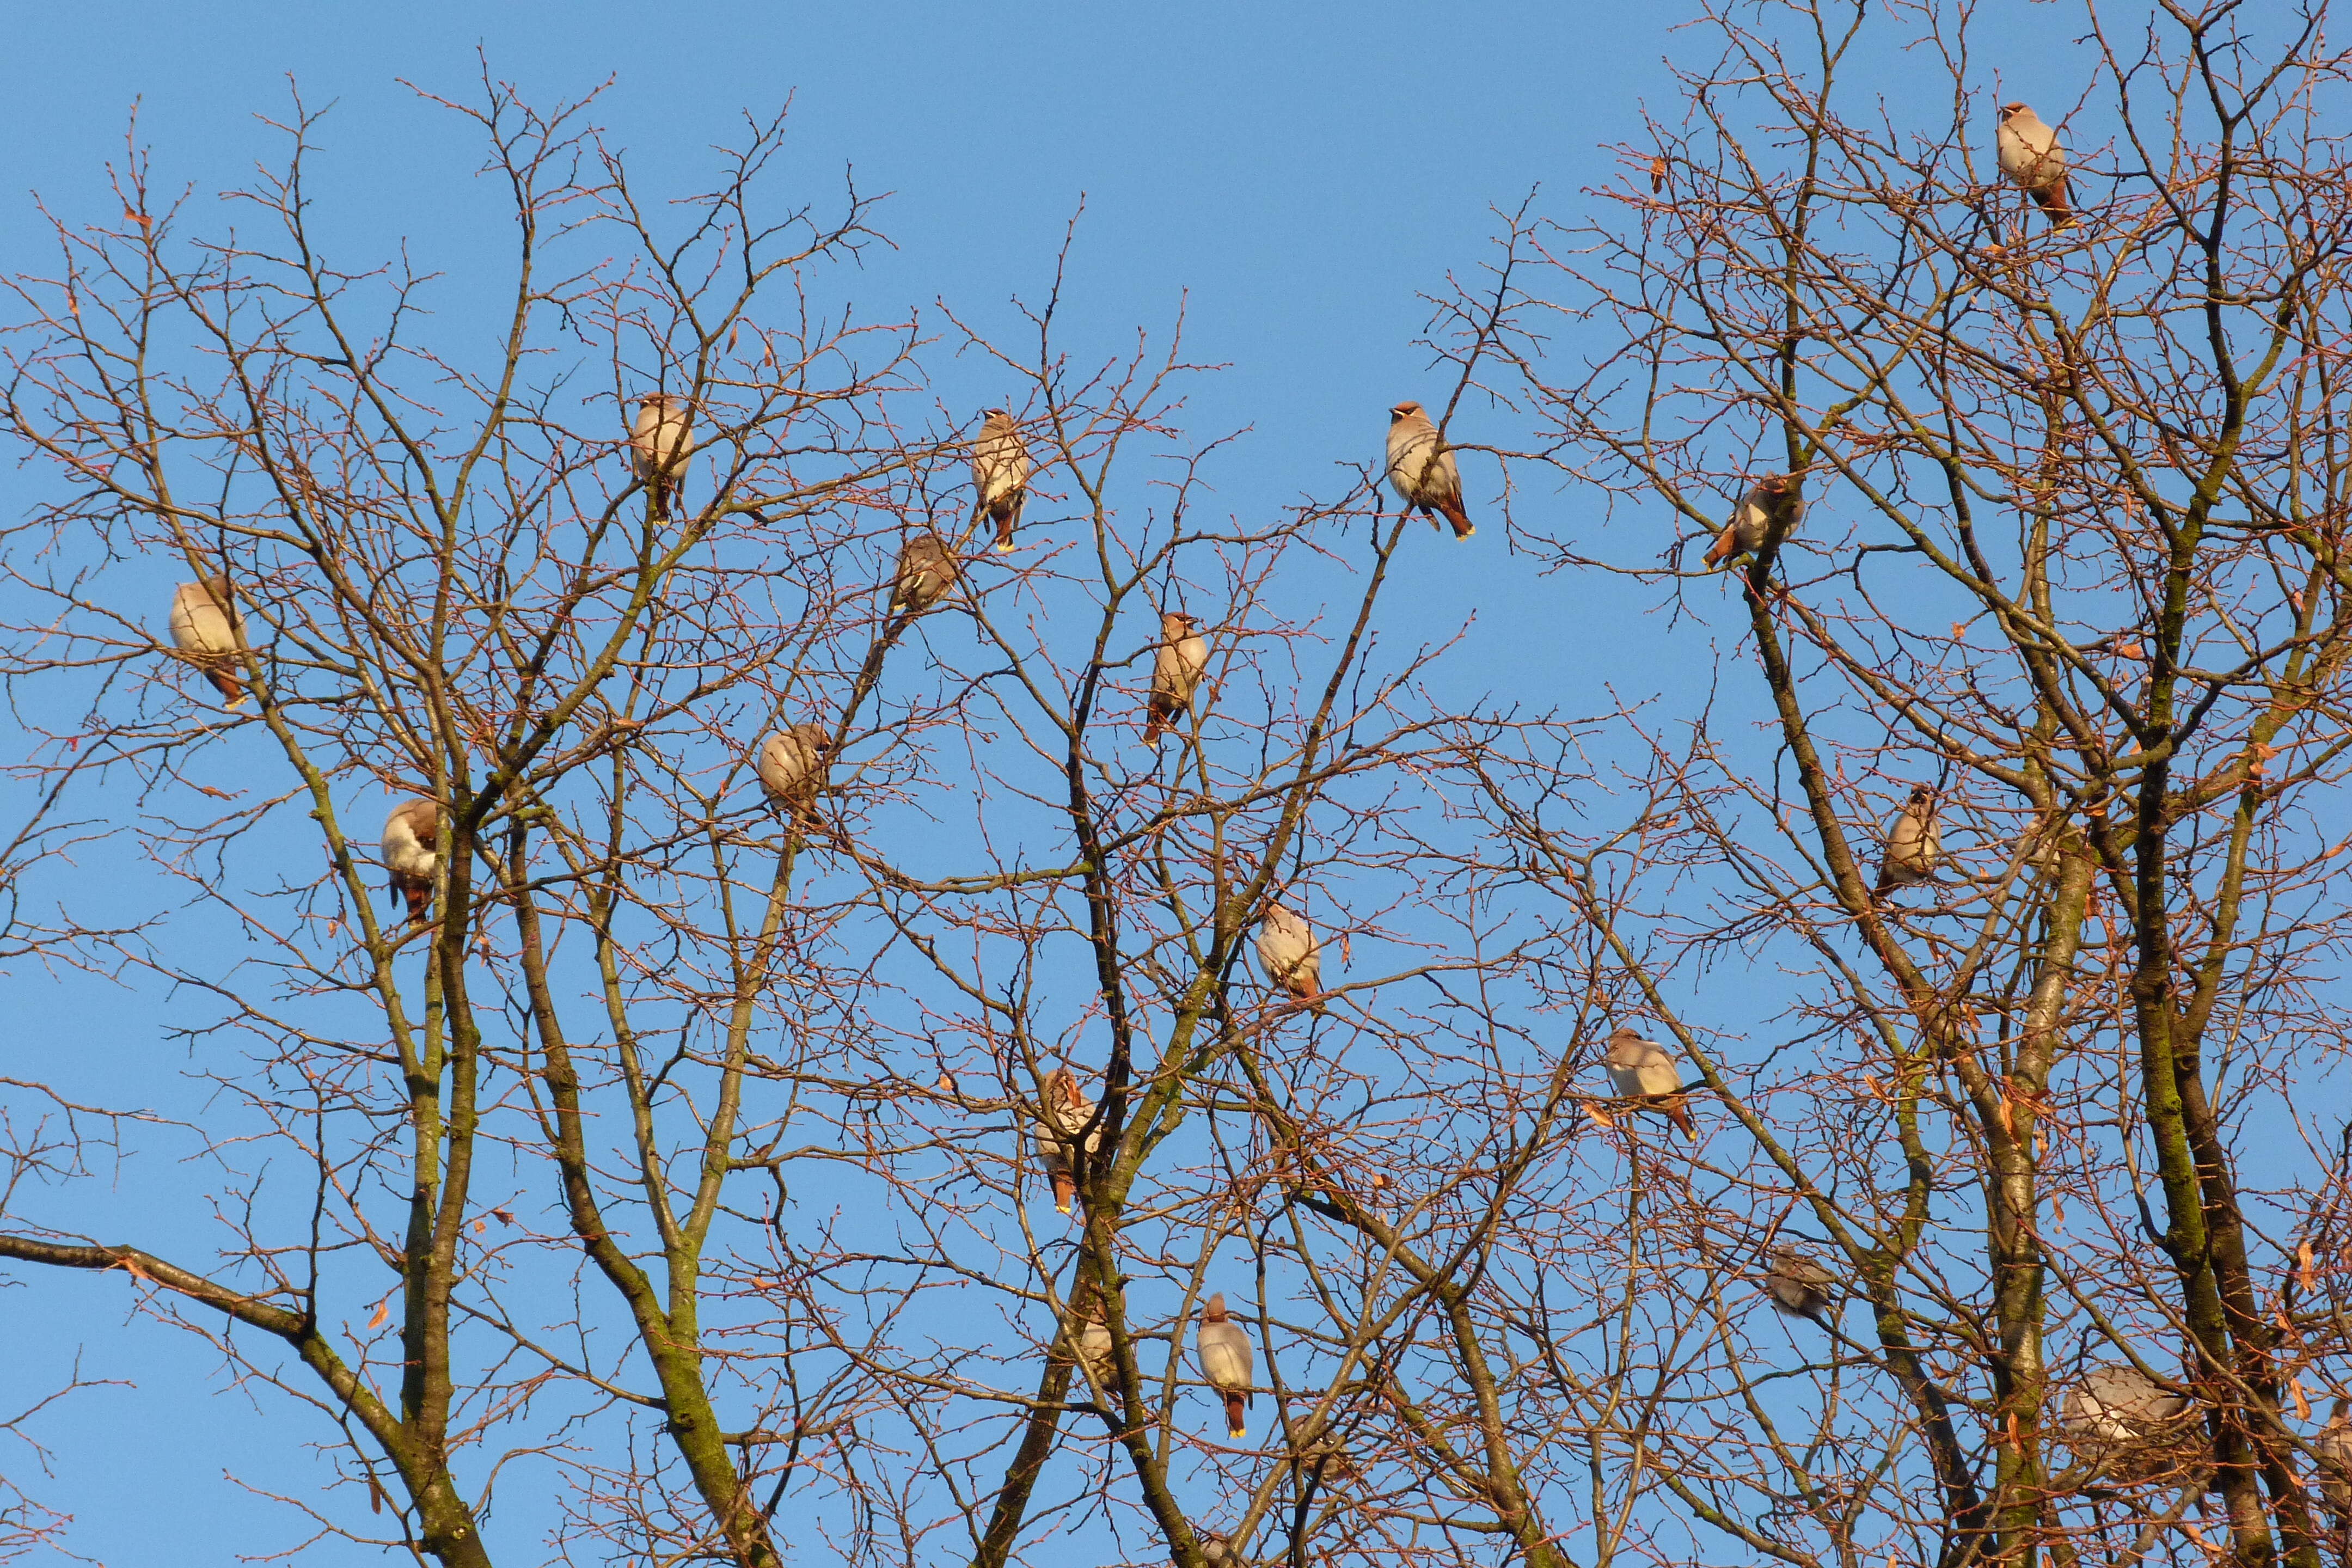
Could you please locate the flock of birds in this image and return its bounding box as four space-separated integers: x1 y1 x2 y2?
148 107 2264 1474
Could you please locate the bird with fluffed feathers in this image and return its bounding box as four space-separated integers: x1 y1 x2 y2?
1385 401 1474 539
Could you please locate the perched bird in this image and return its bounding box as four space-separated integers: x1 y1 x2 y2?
1766 1248 1837 1326
1601 1026 1695 1140
971 408 1033 554
1143 611 1209 745
1194 1530 1236 1568
1301 1434 1358 1490
1195 1293 1255 1441
1254 902 1325 1013
1996 103 2074 230
630 394 696 517
890 534 959 620
1705 473 1802 569
1034 1067 1101 1215
2060 1364 2193 1466
756 724 833 822
382 798 440 922
167 575 248 707
1075 1298 1120 1398
1876 785 1943 896
1385 401 1474 540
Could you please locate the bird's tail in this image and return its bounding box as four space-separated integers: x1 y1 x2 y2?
2032 181 2076 229
205 665 248 707
1667 1097 1696 1141
1052 1169 1075 1215
1144 696 1174 747
1223 1391 1248 1441
994 497 1022 554
401 880 431 922
1704 525 1738 570
1440 498 1475 540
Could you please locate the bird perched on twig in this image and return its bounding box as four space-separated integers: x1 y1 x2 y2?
1033 1066 1101 1215
1254 902 1325 1013
1074 1297 1120 1398
757 724 833 824
630 394 696 518
1876 785 1942 897
1705 473 1802 570
971 409 1032 554
1195 1293 1255 1441
1766 1247 1838 1326
1601 1026 1695 1140
168 575 248 707
382 799 439 922
890 534 959 622
1143 611 1209 745
1385 401 1473 540
1996 103 2075 230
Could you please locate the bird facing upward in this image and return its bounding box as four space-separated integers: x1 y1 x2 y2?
1195 1293 1255 1441
1144 611 1209 745
971 409 1033 554
1876 785 1942 896
1385 401 1473 539
1996 103 2074 229
1254 902 1325 1014
168 574 249 707
382 799 439 922
1705 473 1802 570
1601 1026 1695 1140
630 395 696 517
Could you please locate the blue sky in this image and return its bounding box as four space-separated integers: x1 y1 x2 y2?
0 2 2122 1563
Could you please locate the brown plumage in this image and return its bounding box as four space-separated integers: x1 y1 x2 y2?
757 724 833 822
1144 611 1209 745
1035 1067 1100 1215
168 574 248 707
1705 473 1802 569
1996 103 2074 230
1195 1293 1254 1441
382 799 439 922
890 534 959 620
630 394 695 517
1875 785 1942 896
971 408 1033 554
1602 1026 1696 1140
1254 903 1325 1013
1385 400 1473 540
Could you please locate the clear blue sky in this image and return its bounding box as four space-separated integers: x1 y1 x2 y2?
0 2 2102 1561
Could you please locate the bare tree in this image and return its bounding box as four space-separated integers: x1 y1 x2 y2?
1470 3 2352 1567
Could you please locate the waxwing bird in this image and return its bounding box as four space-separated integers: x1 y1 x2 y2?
1705 473 1802 570
1601 1025 1695 1140
1254 902 1325 1014
1195 1293 1255 1441
1195 1530 1235 1568
1386 401 1473 539
1996 103 2074 230
1075 1298 1120 1398
1766 1247 1837 1326
890 533 959 620
1034 1066 1101 1215
971 408 1033 554
630 394 696 517
1876 785 1942 896
757 724 833 821
382 799 439 922
2059 1364 2197 1479
168 574 248 707
1143 610 1209 745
